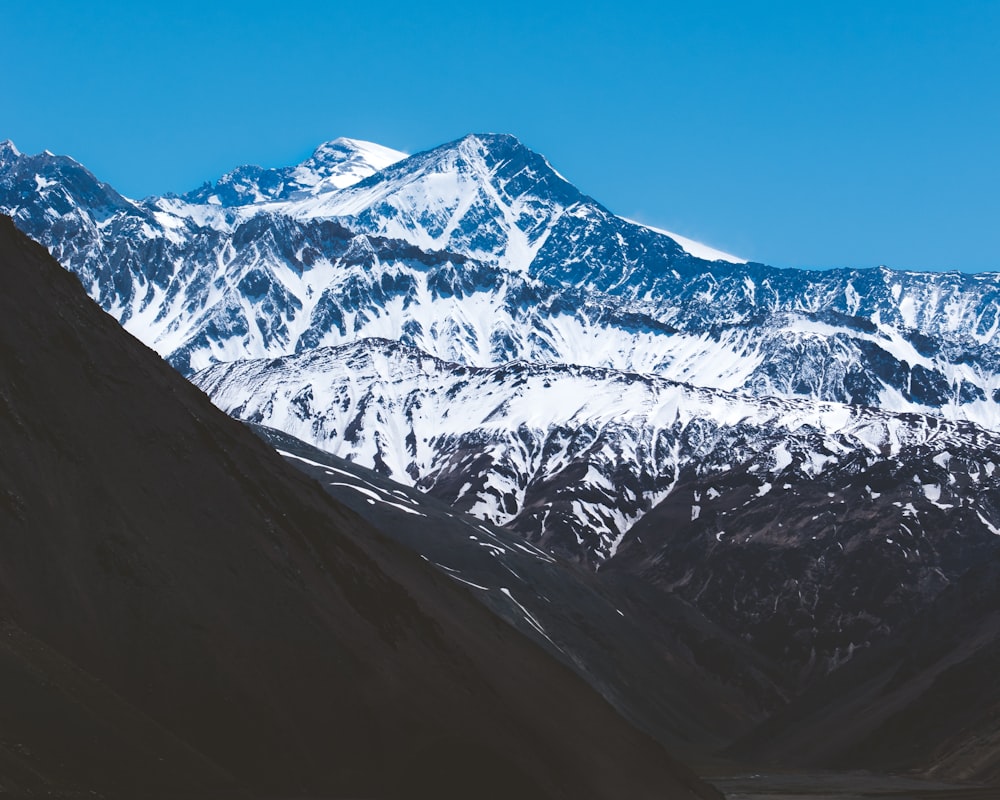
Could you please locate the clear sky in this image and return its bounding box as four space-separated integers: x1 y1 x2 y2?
4 1 999 271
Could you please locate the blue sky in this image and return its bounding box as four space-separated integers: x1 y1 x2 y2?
4 1 999 271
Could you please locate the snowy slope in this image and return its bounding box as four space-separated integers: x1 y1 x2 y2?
193 338 1000 567
620 218 746 264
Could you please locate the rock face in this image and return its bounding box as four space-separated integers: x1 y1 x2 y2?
0 213 722 800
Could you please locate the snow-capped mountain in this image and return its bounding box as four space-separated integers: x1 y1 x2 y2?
180 137 406 207
2 134 999 427
0 137 690 375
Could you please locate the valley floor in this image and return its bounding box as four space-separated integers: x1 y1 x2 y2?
706 770 998 800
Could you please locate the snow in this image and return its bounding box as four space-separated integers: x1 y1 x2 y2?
771 443 794 473
620 217 747 264
500 588 553 642
321 137 406 172
933 451 952 470
844 282 860 315
326 482 426 515
445 573 490 591
898 295 918 328
275 450 425 515
290 137 407 192
976 511 1000 536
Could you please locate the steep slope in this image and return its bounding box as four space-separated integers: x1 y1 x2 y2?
0 213 720 800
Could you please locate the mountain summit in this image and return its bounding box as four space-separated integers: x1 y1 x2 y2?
293 132 592 270
181 136 406 206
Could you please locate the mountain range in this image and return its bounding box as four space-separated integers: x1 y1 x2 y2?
5 131 1000 789
3 133 998 424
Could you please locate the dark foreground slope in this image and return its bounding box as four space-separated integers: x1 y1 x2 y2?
0 214 719 800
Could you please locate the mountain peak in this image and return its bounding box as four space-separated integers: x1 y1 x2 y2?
461 131 524 148
395 132 576 197
446 132 542 163
179 137 407 206
290 131 593 272
303 137 406 176
282 137 406 194
456 132 577 187
0 139 21 164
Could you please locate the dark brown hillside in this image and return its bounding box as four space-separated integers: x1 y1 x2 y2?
0 214 719 800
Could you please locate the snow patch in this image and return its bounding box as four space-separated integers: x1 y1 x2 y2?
621 217 747 263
